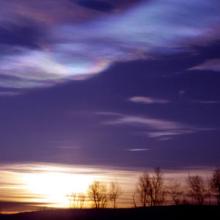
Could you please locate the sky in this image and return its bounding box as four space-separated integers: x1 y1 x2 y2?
0 0 220 211
0 0 220 169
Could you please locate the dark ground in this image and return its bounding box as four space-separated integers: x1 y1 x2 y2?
0 206 219 220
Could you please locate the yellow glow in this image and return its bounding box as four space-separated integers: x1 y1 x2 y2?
22 171 95 208
1 162 212 213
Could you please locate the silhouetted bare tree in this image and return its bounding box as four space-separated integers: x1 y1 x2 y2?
109 182 121 208
67 193 77 208
67 193 86 208
169 182 183 205
132 192 137 208
137 168 165 207
150 168 165 206
78 193 86 209
210 169 220 205
187 175 206 205
205 185 212 205
88 181 108 208
137 172 151 207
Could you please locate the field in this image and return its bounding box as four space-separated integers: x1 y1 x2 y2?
0 206 219 220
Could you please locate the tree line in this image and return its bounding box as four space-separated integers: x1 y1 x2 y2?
67 168 220 208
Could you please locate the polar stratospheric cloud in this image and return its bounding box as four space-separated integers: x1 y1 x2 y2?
0 0 220 89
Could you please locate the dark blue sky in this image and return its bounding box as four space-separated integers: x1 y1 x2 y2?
0 0 220 169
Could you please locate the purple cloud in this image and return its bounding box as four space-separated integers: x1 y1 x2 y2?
0 0 220 90
127 148 150 152
99 112 216 140
189 59 220 72
129 96 170 104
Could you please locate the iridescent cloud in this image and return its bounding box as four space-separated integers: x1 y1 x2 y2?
0 0 220 90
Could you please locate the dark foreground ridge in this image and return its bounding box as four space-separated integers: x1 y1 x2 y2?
0 206 219 220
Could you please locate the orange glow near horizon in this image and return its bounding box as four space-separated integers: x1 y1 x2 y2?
0 163 140 211
0 163 214 213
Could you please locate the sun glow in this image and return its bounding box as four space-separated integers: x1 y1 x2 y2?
0 163 142 211
22 170 95 208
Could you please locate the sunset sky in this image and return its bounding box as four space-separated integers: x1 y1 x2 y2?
0 0 220 212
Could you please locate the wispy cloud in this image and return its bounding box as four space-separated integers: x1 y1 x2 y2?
0 0 219 90
103 114 182 130
0 91 21 96
147 128 214 139
127 148 150 152
99 112 215 140
191 99 220 104
129 96 170 104
189 59 220 72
